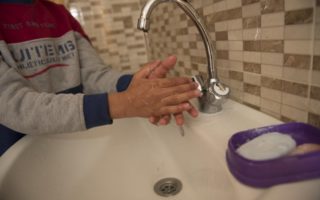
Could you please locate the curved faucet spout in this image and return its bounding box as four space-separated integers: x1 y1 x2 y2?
138 0 217 82
137 0 230 113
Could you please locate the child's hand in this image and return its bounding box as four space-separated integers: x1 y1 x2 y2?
108 61 200 119
146 55 199 126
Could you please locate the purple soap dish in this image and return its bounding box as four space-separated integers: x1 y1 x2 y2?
226 122 320 188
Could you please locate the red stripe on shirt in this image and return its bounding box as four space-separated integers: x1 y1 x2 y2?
23 63 68 79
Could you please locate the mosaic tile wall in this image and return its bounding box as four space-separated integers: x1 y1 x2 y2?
68 0 148 73
67 0 319 128
142 0 320 128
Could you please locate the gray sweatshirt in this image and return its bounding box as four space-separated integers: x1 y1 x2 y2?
0 0 132 141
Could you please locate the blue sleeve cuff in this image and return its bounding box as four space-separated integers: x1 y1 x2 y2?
83 93 112 129
116 74 133 92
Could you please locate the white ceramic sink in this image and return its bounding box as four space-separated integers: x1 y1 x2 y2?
0 100 319 200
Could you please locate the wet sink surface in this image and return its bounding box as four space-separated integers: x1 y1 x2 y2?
0 100 319 200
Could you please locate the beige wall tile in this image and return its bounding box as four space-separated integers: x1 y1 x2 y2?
282 93 309 110
261 87 282 102
228 18 243 30
203 3 215 15
285 0 315 11
229 50 244 61
309 99 320 115
230 79 244 90
214 0 228 12
244 72 261 85
284 24 313 40
261 26 284 40
282 67 310 84
244 93 261 106
227 0 242 9
230 87 244 101
312 70 320 86
216 41 229 50
261 98 281 114
284 40 313 55
242 2 261 17
261 108 281 119
229 41 243 50
281 104 308 122
215 21 228 31
229 60 244 71
261 52 284 65
314 41 320 55
228 30 243 40
261 12 285 27
316 24 320 40
243 51 261 63
243 28 261 40
261 64 283 78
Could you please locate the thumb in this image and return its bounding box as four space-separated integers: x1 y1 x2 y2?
161 55 177 70
134 60 161 79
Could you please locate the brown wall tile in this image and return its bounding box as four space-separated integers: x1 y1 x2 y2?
230 71 244 81
310 86 320 101
261 0 284 14
308 113 320 128
314 56 320 71
217 50 229 59
244 62 261 73
260 40 283 53
191 56 207 64
242 0 260 5
244 83 261 96
244 41 261 51
208 8 242 23
285 8 314 25
284 54 311 69
216 31 228 40
282 80 308 97
281 115 295 123
261 76 282 90
243 16 261 29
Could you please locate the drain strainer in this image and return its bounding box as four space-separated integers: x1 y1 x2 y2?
154 177 183 197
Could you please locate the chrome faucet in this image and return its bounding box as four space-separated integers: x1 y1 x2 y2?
137 0 230 113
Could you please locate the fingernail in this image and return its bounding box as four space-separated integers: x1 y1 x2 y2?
184 103 191 109
195 90 201 96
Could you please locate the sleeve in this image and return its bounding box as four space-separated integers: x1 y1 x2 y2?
75 33 133 94
65 8 133 94
0 51 112 135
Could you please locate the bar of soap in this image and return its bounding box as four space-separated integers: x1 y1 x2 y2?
237 132 296 161
290 143 320 155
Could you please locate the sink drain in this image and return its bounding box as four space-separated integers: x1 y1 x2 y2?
154 177 183 197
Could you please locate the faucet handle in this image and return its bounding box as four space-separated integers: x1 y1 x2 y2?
212 82 230 97
192 75 206 94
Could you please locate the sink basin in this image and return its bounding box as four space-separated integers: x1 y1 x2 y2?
0 100 319 200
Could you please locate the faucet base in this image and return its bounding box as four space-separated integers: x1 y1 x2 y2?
198 95 223 114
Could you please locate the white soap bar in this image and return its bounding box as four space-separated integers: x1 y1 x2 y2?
236 132 296 161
